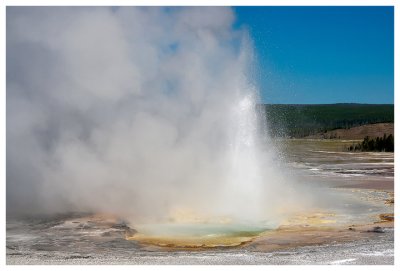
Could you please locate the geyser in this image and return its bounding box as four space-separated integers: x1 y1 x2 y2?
7 7 309 243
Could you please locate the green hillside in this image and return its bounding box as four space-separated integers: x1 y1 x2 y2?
258 104 394 138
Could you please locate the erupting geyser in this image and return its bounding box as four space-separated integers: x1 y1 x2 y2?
7 7 307 246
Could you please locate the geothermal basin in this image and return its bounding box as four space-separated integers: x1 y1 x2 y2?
6 139 394 264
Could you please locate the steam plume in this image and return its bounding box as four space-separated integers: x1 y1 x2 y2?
7 7 307 225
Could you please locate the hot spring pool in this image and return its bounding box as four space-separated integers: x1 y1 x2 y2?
126 223 271 247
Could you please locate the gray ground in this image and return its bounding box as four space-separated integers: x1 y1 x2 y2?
6 232 394 265
6 213 394 265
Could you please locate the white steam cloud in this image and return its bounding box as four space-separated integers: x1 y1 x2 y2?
7 7 309 226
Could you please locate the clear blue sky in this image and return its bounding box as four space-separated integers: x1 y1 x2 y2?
234 6 394 104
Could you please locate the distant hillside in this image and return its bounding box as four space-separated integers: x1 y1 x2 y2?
305 123 394 140
258 103 394 138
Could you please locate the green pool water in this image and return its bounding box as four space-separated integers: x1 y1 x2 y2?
127 222 271 247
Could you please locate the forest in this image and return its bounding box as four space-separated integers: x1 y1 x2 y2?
348 134 394 152
259 103 394 138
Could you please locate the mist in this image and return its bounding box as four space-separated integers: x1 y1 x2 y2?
7 7 311 226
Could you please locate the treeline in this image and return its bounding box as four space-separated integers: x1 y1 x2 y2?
258 103 394 138
348 134 394 152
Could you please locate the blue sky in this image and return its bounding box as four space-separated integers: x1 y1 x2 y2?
234 6 394 104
